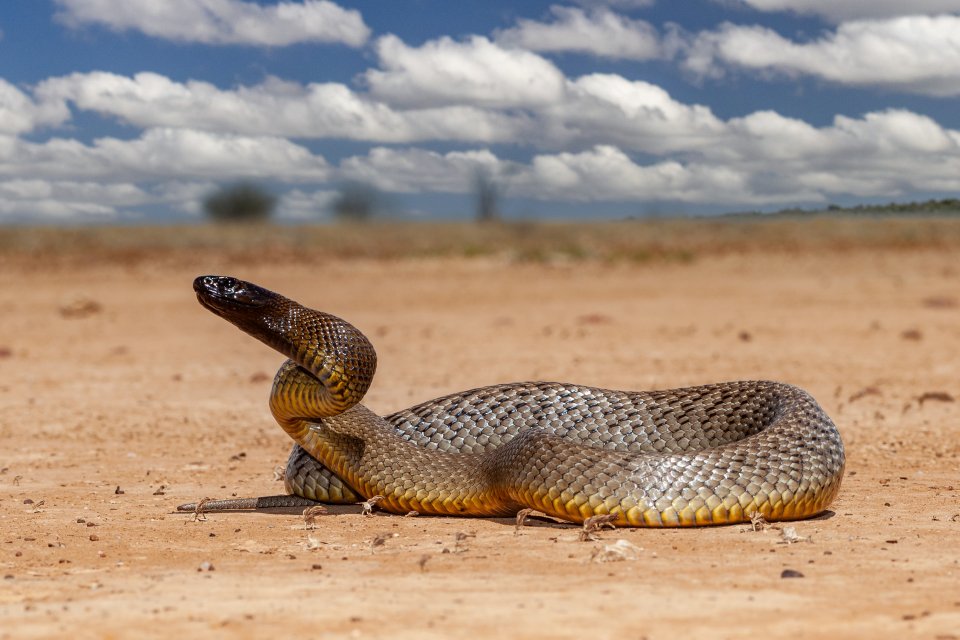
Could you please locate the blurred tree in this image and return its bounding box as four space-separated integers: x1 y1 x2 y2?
332 181 380 222
203 182 276 223
474 169 499 223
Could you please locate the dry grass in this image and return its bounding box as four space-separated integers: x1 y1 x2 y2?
2 215 960 268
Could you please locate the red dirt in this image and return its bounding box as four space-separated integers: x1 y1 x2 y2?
1 240 959 639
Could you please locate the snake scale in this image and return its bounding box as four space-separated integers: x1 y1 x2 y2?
181 275 844 527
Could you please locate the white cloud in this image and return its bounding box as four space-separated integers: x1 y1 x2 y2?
363 35 568 108
0 179 222 221
339 147 505 193
335 145 818 205
7 25 960 219
716 109 960 196
0 126 330 219
541 74 726 152
331 105 960 206
0 128 329 182
0 79 70 135
524 146 771 202
0 179 145 219
54 0 370 46
0 179 147 204
683 15 960 95
36 72 530 144
496 6 661 59
732 0 960 22
36 69 729 154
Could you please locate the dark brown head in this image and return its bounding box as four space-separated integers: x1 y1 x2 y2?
194 275 279 317
193 275 377 410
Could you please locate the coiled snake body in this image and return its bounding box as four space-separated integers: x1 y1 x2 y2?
185 276 844 527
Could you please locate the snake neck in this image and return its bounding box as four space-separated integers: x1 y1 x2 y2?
270 359 362 424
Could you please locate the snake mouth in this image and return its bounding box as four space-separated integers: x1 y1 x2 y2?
193 275 277 317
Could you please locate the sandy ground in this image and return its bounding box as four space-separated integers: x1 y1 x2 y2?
1 230 959 639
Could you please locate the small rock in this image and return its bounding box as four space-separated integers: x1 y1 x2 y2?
781 569 804 579
590 539 643 563
59 298 102 319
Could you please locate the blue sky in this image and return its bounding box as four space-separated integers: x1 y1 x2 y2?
2 0 960 222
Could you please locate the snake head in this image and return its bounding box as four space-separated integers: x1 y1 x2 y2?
194 275 277 315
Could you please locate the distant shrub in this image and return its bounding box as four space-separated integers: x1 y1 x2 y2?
203 182 276 223
331 182 381 222
474 169 500 223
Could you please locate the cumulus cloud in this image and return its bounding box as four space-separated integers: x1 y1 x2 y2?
731 0 960 22
37 70 728 152
332 107 960 206
542 74 726 152
36 72 529 143
496 6 662 59
54 0 370 46
339 147 505 193
335 145 817 205
708 109 960 196
683 15 960 95
362 35 568 108
0 79 70 135
523 146 777 202
0 128 329 183
0 179 144 219
0 178 223 221
7 23 960 219
0 127 331 220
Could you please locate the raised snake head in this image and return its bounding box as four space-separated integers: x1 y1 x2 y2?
193 275 377 413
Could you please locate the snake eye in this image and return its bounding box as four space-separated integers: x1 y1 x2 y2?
221 278 242 296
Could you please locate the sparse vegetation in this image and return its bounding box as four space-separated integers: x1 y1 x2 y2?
331 182 381 222
474 169 500 223
3 216 960 269
735 197 960 218
203 182 276 223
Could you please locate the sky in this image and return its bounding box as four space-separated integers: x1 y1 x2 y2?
2 0 960 223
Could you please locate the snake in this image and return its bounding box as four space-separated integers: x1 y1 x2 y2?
180 275 845 527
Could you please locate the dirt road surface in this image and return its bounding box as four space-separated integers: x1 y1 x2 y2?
1 223 958 639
